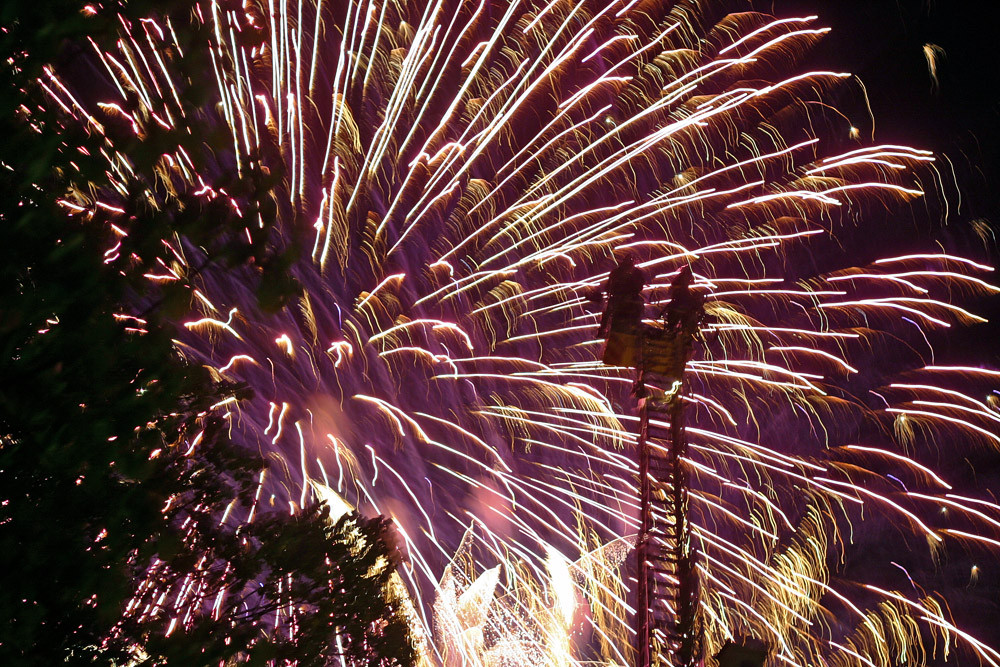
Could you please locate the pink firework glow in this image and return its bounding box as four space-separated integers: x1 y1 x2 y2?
44 0 1000 664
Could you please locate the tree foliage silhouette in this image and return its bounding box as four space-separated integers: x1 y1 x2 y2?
0 2 415 664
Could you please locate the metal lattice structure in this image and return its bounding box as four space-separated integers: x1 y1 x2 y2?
633 329 702 667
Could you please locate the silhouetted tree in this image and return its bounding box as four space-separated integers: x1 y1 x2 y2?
1 3 415 664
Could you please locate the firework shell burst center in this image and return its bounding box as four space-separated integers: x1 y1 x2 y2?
49 0 1000 665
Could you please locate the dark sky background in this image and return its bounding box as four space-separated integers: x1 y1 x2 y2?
765 0 999 216
761 1 1000 650
765 0 1000 357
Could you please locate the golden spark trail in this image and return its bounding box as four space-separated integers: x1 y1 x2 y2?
44 0 1000 664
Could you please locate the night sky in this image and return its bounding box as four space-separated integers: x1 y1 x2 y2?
769 0 1000 648
767 0 999 214
37 0 1000 657
767 0 1000 354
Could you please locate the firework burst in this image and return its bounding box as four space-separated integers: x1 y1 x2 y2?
47 0 1000 664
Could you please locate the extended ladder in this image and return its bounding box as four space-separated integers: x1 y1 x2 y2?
634 330 701 667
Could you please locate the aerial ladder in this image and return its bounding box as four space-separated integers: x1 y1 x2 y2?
596 261 705 667
631 321 702 667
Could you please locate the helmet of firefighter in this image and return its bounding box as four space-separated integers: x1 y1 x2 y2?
613 248 637 266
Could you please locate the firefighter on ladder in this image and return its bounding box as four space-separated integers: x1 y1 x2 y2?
640 264 707 401
594 256 707 399
594 251 646 368
659 265 703 337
